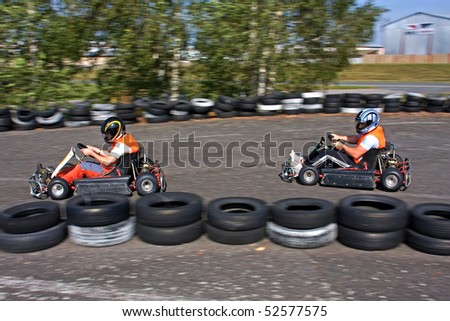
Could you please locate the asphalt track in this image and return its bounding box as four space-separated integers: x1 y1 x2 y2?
1 94 449 301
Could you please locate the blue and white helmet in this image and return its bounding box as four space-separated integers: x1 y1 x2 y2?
355 108 380 134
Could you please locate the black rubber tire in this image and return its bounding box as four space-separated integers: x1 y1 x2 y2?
0 221 67 253
0 117 11 127
215 101 234 112
135 192 202 228
145 114 170 123
338 194 408 232
406 229 450 256
146 106 171 116
380 167 403 192
338 225 404 251
170 100 191 112
135 173 159 196
16 109 36 122
297 166 320 186
48 178 72 200
266 222 337 249
65 194 130 227
205 222 265 245
409 203 450 239
270 198 336 229
207 197 268 231
136 220 203 245
0 201 61 234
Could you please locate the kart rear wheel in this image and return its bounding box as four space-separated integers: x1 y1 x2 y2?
380 167 403 192
136 173 159 196
297 167 320 186
48 178 71 200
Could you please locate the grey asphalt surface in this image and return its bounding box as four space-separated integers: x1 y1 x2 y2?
1 89 450 301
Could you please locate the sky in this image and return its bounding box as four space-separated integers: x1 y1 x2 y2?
359 0 450 45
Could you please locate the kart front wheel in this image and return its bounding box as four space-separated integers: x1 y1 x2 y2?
136 173 159 196
48 178 71 200
297 167 320 186
380 167 403 192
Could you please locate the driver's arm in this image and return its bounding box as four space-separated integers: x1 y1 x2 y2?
332 134 360 144
338 144 368 160
81 146 117 166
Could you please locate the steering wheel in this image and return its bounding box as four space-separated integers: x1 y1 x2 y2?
74 143 88 162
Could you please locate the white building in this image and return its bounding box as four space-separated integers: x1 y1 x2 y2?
382 12 450 55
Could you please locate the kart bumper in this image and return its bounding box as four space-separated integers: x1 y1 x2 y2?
73 176 133 196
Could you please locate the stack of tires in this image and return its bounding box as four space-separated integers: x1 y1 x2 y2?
90 103 116 125
0 109 12 132
407 203 450 256
425 95 447 113
10 109 37 131
189 98 214 119
256 92 284 116
169 100 191 121
237 96 259 117
214 95 239 118
0 202 67 253
116 103 138 124
281 92 303 115
65 101 92 127
337 194 409 251
135 192 203 245
403 93 425 112
205 197 268 245
35 107 65 129
363 94 383 113
66 194 135 247
301 92 323 114
267 198 337 249
382 94 402 113
322 94 341 114
340 93 363 113
137 97 169 123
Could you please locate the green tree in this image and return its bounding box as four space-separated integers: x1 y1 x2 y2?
188 0 385 96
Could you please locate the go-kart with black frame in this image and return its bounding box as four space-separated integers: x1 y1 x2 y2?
29 142 167 200
279 135 411 192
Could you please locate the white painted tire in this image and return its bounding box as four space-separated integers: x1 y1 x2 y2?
190 98 214 108
256 103 283 112
302 92 324 99
266 221 337 249
68 217 136 247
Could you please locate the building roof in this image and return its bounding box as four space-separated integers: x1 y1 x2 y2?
382 12 450 27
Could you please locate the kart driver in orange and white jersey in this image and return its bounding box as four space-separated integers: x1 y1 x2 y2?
60 116 140 184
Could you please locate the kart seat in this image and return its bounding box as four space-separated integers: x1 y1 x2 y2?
356 148 382 169
107 151 139 177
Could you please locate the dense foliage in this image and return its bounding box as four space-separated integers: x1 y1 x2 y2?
0 0 384 108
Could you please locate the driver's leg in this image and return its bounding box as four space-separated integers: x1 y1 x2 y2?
59 163 83 184
59 162 104 184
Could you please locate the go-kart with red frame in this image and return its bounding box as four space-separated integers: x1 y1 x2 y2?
29 142 167 200
279 136 411 192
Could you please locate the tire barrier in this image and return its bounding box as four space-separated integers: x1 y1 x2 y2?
206 197 268 245
1 194 449 255
337 194 409 251
65 101 92 127
0 202 66 253
1 93 449 132
267 198 337 249
406 203 450 255
135 192 203 245
66 194 134 247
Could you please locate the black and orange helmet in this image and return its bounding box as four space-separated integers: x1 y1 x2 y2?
100 116 125 143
